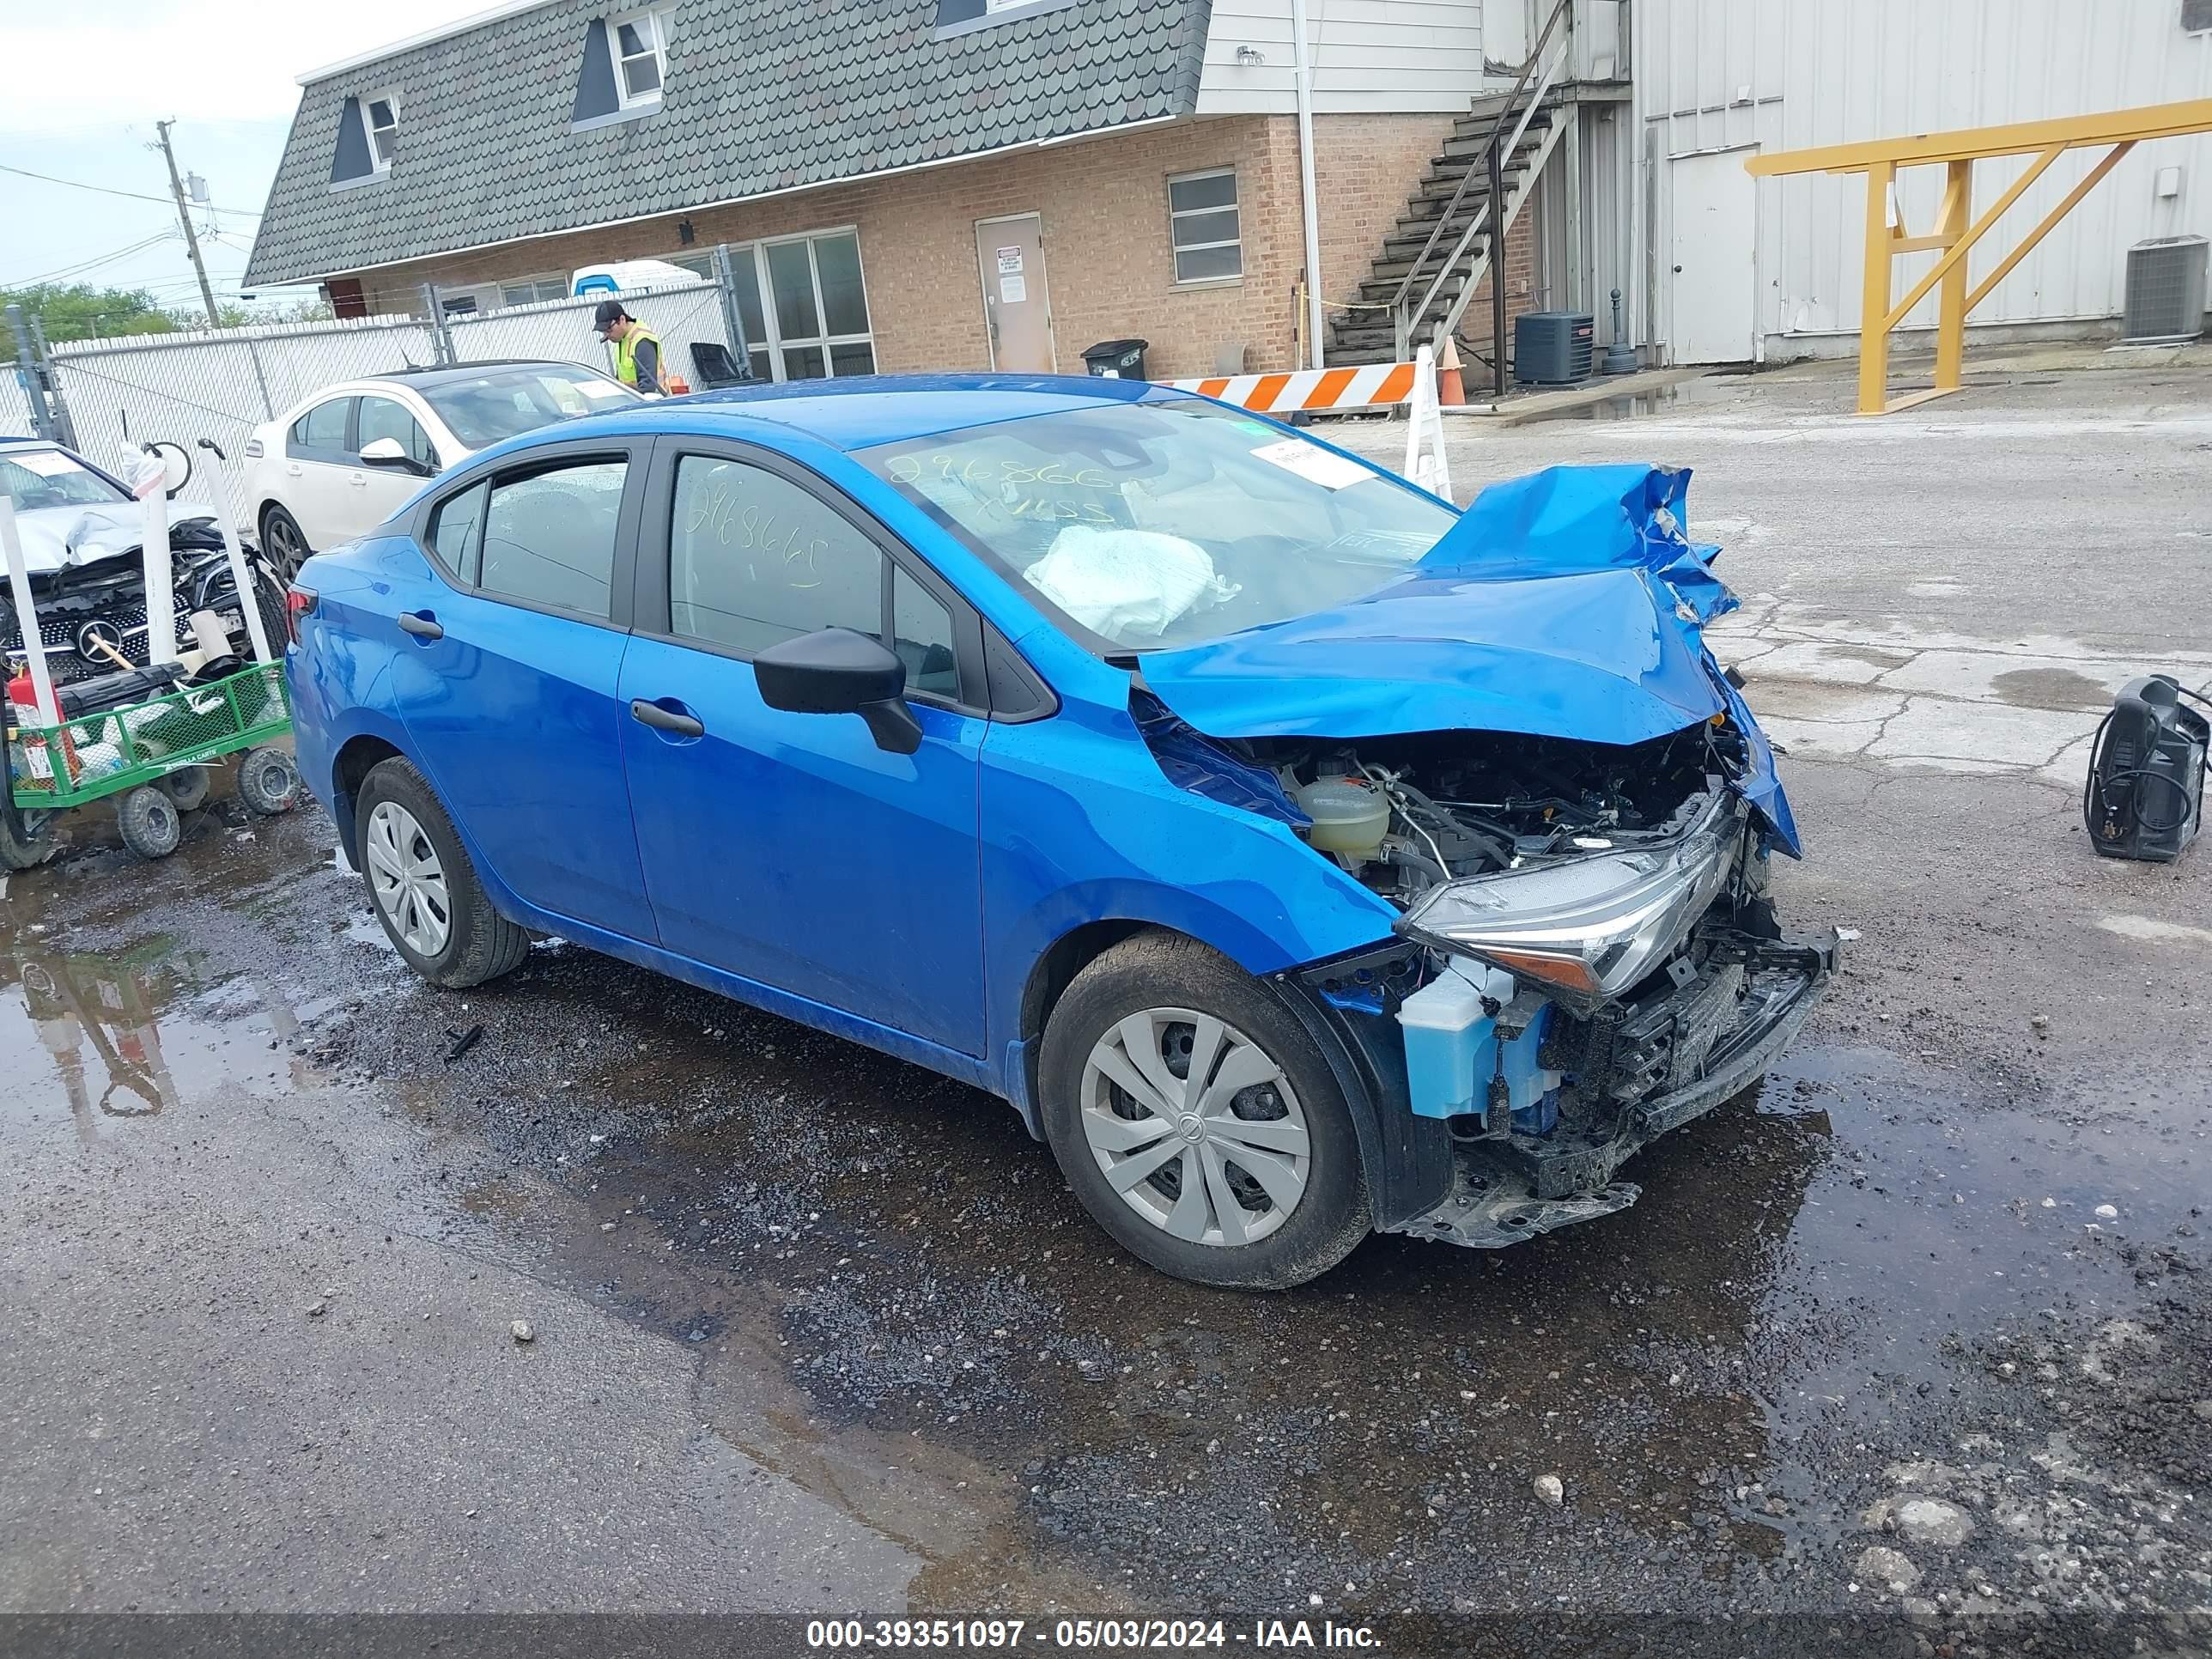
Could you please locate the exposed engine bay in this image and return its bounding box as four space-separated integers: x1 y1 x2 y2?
1256 720 1740 903
3 519 268 688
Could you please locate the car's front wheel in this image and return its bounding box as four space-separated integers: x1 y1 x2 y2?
1039 933 1370 1290
354 757 529 988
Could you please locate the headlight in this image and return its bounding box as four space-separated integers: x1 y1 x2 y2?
1398 792 1744 1009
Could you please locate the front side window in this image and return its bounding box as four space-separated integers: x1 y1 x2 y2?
357 396 437 469
364 94 398 171
479 459 627 618
0 447 126 512
667 453 963 699
860 398 1455 651
419 366 636 450
610 9 669 107
668 455 881 655
1167 169 1242 284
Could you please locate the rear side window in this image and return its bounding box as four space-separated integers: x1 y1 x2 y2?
427 481 487 583
669 454 881 654
478 459 626 617
290 398 352 458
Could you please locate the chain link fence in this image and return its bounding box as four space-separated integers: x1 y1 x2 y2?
447 280 737 387
2 371 38 440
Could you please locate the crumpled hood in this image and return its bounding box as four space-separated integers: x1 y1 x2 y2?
10 500 216 576
1139 464 1801 855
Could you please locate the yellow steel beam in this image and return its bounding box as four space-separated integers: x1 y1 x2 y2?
1965 140 2136 311
1856 158 1895 416
1932 159 1972 393
1879 144 2062 331
1746 98 2212 175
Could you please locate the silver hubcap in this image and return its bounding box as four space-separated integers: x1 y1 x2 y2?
1080 1007 1311 1248
364 800 452 957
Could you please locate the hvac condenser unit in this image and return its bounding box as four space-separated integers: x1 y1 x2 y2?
1513 311 1595 385
2121 235 2208 344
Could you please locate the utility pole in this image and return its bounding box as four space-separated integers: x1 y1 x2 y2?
154 119 222 329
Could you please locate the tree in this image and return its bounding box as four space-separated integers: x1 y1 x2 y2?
0 283 176 361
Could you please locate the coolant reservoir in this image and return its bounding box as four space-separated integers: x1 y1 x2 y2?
1292 773 1391 860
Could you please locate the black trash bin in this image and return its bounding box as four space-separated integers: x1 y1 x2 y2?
1081 338 1149 380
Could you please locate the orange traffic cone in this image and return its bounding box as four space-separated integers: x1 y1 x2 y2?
1435 334 1467 407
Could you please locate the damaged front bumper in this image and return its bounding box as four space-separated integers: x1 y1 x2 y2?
1385 928 1844 1249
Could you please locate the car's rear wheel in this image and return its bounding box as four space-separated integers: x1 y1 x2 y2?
260 505 310 581
354 757 529 988
1039 932 1370 1290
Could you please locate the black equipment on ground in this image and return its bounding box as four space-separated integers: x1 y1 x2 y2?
2083 674 2209 862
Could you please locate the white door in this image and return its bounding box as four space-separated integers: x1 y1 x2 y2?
350 394 440 538
975 215 1055 373
1669 149 1759 365
282 395 362 550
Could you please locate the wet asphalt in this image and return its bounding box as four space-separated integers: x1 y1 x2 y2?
3 361 2209 1656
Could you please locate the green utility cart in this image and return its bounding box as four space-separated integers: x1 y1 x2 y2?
4 662 301 866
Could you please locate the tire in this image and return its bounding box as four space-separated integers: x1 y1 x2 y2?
234 745 300 816
117 785 182 860
0 808 57 871
1038 932 1371 1291
156 766 211 811
260 505 311 582
354 757 529 989
249 562 290 660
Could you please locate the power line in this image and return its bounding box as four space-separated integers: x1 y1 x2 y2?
0 160 260 216
2 231 179 289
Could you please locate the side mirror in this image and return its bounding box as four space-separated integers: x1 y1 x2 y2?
753 627 921 755
360 436 431 476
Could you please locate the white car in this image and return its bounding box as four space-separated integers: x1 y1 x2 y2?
243 361 640 575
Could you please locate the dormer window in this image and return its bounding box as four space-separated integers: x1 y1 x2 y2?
610 9 668 108
363 92 398 172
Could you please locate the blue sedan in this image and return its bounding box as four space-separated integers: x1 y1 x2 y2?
285 374 1835 1289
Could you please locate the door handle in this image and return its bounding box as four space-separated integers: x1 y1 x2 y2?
398 611 443 641
349 474 368 488
629 699 704 738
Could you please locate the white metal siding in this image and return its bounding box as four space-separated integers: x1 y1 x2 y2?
1197 0 1493 115
1632 0 2212 357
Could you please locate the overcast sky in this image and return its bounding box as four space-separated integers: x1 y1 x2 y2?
0 1 494 313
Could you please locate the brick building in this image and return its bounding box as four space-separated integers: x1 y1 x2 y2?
245 0 1568 386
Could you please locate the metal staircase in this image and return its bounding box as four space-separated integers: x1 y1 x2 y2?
1327 0 1575 386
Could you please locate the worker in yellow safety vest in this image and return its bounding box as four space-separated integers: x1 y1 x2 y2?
592 300 665 394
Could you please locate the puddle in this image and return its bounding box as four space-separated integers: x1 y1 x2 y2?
1524 375 1747 424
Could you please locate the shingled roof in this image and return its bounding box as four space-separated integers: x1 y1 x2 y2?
246 0 1212 286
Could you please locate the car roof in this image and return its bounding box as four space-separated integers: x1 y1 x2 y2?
358 360 614 388
597 371 1170 452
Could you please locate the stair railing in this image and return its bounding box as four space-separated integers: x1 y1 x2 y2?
1391 0 1575 383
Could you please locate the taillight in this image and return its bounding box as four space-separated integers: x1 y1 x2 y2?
285 585 318 646
243 438 264 459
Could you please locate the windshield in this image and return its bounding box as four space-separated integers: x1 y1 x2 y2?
419 366 639 449
0 447 128 513
857 398 1456 650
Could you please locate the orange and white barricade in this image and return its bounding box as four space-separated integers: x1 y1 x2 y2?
1167 347 1453 503
1165 360 1420 416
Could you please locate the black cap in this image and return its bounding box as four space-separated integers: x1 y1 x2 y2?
592 299 627 334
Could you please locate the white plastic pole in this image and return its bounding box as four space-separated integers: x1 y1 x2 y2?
198 457 275 665
1401 344 1453 502
1 495 60 727
1290 0 1326 370
132 454 180 665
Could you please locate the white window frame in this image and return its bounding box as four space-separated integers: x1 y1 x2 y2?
1166 167 1243 287
609 9 671 111
498 273 570 307
362 90 400 173
707 228 878 384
